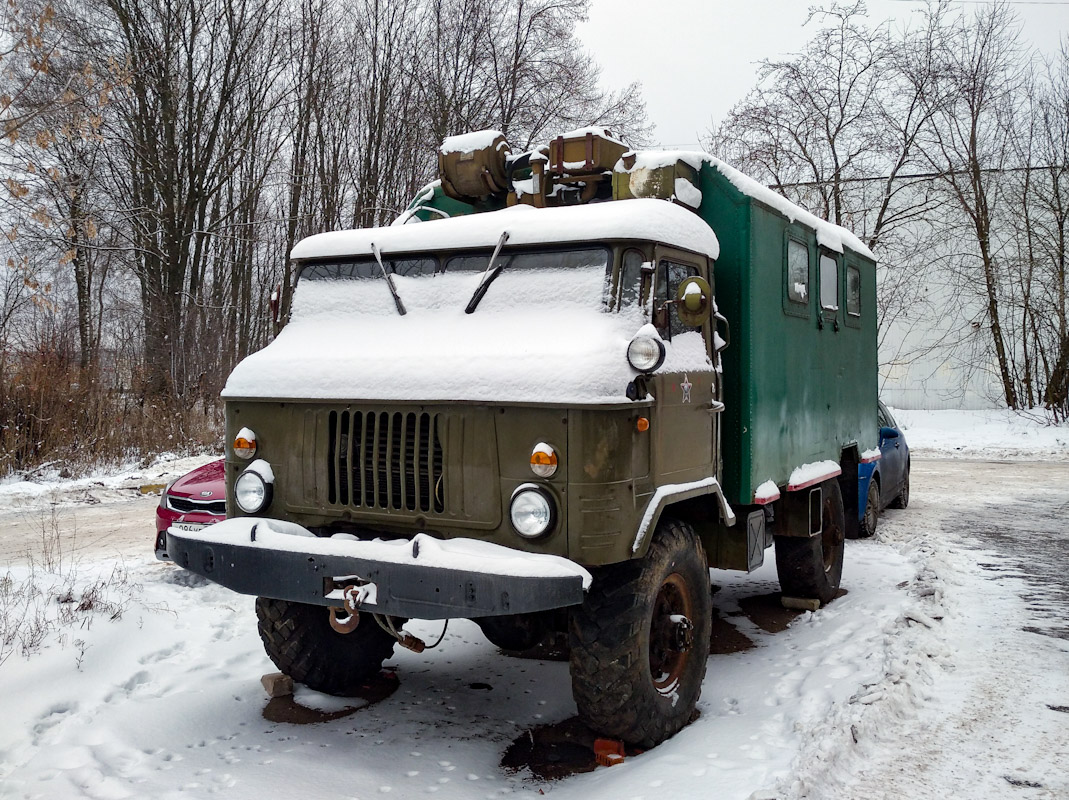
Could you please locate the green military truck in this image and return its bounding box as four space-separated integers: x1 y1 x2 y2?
167 128 878 748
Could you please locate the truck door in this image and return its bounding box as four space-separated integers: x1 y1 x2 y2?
650 250 715 482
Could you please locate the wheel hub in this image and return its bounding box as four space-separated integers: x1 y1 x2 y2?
670 614 694 652
650 573 696 693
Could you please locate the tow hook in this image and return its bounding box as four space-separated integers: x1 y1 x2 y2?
328 584 431 653
329 605 360 634
670 614 694 653
328 584 366 634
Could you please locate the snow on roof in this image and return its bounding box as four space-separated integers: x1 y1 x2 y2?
290 198 720 261
555 126 625 145
615 150 875 260
439 129 506 154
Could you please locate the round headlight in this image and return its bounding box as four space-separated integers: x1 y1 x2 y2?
233 427 257 460
530 442 558 478
627 335 666 373
509 486 556 539
235 470 271 514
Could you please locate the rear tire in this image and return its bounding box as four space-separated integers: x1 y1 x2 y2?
889 463 910 509
569 518 711 748
256 597 396 695
858 478 879 538
775 479 845 605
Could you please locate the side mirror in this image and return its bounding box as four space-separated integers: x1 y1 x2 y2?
675 276 712 327
880 426 899 440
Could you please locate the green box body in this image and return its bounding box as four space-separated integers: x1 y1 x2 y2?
693 163 878 505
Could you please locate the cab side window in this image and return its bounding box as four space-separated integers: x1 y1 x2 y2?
619 248 646 310
654 259 699 339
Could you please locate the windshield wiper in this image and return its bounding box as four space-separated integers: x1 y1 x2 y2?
464 231 510 314
372 242 407 316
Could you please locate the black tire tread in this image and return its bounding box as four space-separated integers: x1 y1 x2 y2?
256 597 396 695
889 464 910 509
858 478 879 538
569 518 711 747
774 479 846 604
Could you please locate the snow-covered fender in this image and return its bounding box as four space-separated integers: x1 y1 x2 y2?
629 477 736 557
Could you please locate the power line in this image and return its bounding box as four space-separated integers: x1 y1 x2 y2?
887 1 1069 5
770 164 1067 190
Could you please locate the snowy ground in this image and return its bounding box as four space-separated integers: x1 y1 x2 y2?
0 416 1067 799
891 407 1069 461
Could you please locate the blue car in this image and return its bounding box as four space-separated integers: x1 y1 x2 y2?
856 401 910 537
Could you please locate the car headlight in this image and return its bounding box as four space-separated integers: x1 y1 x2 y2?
235 469 272 514
627 335 666 372
509 485 556 539
159 478 177 509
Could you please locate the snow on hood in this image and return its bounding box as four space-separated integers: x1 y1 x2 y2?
222 266 712 404
290 198 720 262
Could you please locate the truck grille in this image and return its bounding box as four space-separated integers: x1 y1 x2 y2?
326 410 444 513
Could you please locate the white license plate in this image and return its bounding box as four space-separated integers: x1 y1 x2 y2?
173 523 207 533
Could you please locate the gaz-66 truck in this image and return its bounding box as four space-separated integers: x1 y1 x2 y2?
167 127 878 748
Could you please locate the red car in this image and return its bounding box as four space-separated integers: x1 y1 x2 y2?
154 459 226 561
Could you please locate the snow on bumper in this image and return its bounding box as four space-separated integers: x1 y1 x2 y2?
166 518 591 620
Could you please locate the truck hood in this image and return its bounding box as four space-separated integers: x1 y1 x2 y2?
223 269 713 404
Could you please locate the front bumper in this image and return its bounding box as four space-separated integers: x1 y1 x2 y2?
166 518 590 620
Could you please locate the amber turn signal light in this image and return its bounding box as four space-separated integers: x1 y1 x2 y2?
234 427 257 459
530 442 558 478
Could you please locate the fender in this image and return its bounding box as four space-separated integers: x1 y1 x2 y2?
630 477 736 557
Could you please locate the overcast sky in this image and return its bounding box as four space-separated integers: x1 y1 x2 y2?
577 0 1068 148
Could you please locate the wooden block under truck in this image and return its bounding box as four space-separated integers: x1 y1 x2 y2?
167 127 878 748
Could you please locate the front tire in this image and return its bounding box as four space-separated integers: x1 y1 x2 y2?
256 597 396 695
774 478 845 604
569 518 711 748
858 478 880 538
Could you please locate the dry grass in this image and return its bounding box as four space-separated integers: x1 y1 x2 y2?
0 507 145 668
0 344 221 480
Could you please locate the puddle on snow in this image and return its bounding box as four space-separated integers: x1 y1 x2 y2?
262 670 399 724
501 716 642 779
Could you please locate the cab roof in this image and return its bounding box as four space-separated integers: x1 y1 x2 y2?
290 198 721 262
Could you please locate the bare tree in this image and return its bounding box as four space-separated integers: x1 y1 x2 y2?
101 0 286 399
914 0 1029 409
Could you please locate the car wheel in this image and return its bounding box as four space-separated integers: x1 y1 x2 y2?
569 518 711 748
256 597 397 695
858 478 879 538
774 478 846 605
889 463 910 509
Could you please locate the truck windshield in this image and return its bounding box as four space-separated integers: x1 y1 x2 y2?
450 246 610 313
446 247 609 274
300 257 437 280
298 248 610 283
296 247 613 313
